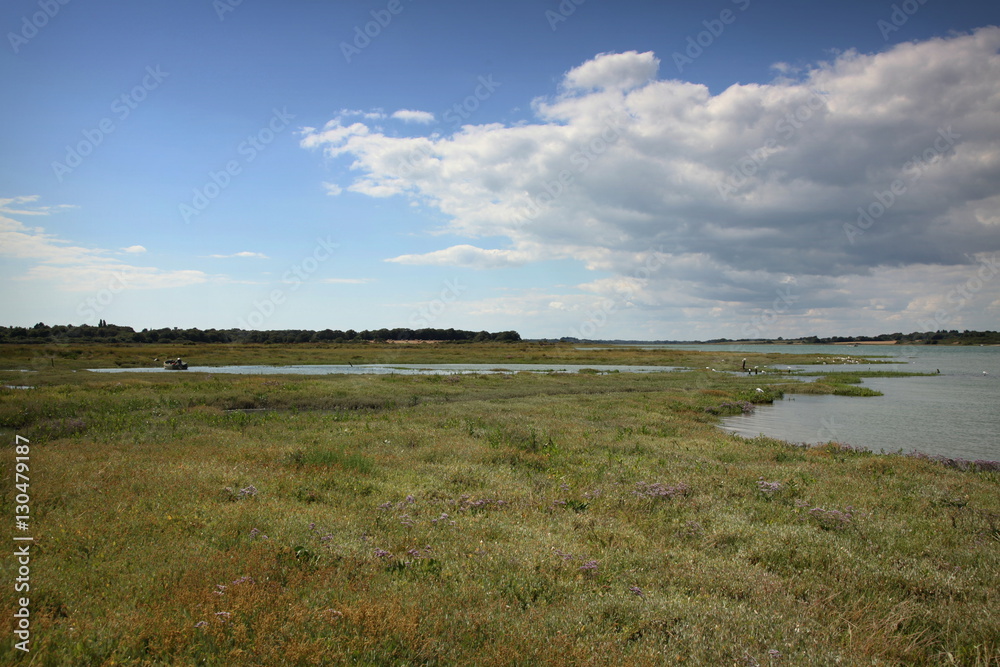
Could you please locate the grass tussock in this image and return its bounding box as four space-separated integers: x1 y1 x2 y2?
0 343 997 665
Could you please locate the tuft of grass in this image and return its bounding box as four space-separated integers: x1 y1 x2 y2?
286 445 376 475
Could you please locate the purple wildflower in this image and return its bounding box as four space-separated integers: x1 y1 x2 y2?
757 478 782 496
579 559 599 572
806 505 857 530
194 621 208 628
634 481 690 500
629 586 645 598
457 496 505 512
681 521 704 537
705 401 755 415
908 451 1000 472
432 513 454 525
374 548 392 558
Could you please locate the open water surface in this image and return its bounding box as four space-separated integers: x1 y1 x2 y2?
87 363 681 376
702 344 1000 461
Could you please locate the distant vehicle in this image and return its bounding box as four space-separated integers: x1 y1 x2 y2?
163 358 188 370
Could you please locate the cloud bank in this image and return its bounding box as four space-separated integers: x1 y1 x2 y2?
301 33 1000 336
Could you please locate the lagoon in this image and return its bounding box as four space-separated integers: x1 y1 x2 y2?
87 362 682 376
709 344 1000 461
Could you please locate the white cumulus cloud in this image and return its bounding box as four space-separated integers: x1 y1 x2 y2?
391 109 435 124
206 251 269 259
387 244 534 269
301 30 1000 335
562 50 660 92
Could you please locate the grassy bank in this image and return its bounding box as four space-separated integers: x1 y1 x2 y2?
1 344 997 665
0 340 891 373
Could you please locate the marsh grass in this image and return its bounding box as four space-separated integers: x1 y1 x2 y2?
0 343 997 665
0 340 891 373
285 445 377 475
790 370 937 398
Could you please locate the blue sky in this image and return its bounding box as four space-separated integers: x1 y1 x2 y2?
2 0 999 339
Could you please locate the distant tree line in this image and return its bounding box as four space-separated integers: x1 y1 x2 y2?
5 323 996 345
801 330 1000 345
0 322 522 345
715 331 1000 345
746 331 1000 345
560 330 1000 345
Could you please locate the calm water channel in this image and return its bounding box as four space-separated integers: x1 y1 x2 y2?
682 344 999 462
88 345 999 461
88 363 680 376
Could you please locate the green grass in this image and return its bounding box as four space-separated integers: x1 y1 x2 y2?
0 340 896 373
0 343 997 665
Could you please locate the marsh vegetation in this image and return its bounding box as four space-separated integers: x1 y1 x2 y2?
1 343 996 665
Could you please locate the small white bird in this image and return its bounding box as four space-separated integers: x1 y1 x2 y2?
755 387 764 393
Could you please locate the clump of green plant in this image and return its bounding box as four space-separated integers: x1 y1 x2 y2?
795 500 861 530
704 400 756 415
285 446 375 474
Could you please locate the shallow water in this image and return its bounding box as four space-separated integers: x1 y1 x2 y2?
87 363 681 376
712 345 1000 461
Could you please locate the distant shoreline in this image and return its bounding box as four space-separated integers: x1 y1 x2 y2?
830 340 899 345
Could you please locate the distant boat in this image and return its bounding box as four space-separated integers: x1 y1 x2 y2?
164 359 188 370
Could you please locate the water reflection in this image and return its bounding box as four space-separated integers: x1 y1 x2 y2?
721 373 999 461
88 363 681 376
